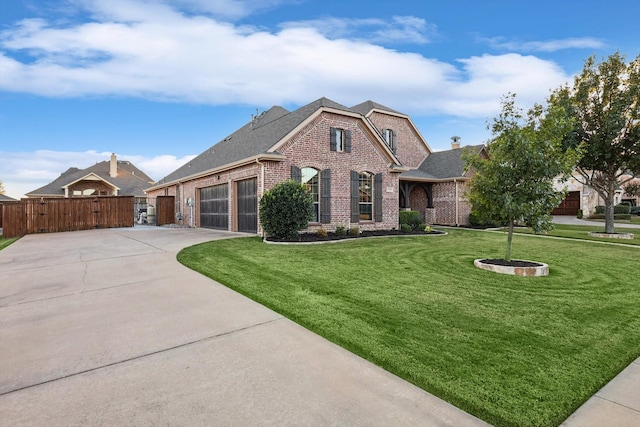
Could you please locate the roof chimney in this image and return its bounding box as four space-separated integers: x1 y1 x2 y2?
451 136 461 150
110 153 117 178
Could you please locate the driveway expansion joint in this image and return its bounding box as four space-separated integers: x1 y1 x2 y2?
0 316 285 397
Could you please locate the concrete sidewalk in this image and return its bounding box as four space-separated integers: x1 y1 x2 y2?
0 227 489 426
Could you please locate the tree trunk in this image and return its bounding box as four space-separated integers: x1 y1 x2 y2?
505 220 514 262
605 181 616 234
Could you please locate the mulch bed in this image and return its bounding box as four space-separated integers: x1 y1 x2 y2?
266 229 445 243
479 258 543 268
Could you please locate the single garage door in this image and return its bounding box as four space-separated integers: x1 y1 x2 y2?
200 184 228 229
237 178 257 233
552 191 580 215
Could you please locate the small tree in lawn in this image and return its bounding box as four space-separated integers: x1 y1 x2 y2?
259 180 314 240
465 94 579 261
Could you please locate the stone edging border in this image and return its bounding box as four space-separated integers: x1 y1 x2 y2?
264 232 448 245
587 232 634 240
474 259 549 277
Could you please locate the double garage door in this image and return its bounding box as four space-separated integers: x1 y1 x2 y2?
199 178 257 233
552 191 580 216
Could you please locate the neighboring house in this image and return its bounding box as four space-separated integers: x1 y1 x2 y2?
146 97 486 234
0 194 18 202
553 172 632 217
26 153 155 215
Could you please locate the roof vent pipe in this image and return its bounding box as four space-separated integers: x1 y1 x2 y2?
451 136 461 150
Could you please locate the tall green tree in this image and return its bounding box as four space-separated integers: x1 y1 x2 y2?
465 94 578 261
551 52 640 233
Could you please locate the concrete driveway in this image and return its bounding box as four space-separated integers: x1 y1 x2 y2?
0 226 488 426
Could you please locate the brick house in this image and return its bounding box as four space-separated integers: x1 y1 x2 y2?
146 97 486 233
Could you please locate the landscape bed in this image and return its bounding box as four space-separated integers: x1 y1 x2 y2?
178 228 640 427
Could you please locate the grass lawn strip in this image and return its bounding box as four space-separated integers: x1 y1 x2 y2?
506 223 640 246
0 236 18 251
178 229 640 427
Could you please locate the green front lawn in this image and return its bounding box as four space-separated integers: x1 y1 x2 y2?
510 223 640 246
0 236 18 251
178 229 640 427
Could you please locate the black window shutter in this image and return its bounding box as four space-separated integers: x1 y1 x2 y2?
345 130 352 153
350 170 359 223
329 127 337 151
320 169 331 223
392 130 398 154
374 173 383 222
291 165 301 183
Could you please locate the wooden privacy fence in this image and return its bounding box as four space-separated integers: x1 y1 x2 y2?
2 197 134 238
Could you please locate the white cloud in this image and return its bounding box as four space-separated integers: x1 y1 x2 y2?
0 150 196 200
0 0 572 120
480 36 606 52
280 15 436 45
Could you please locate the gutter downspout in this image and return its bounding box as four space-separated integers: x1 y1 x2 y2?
454 178 459 226
255 158 265 236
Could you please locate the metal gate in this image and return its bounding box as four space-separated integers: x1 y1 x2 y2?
237 178 257 233
200 184 228 229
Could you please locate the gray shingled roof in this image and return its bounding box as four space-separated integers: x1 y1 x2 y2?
27 160 154 197
351 100 403 116
0 194 19 202
402 144 485 180
153 97 356 186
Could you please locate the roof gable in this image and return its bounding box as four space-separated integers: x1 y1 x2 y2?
351 100 403 116
62 172 119 191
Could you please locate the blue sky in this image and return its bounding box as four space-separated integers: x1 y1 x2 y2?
1 0 638 199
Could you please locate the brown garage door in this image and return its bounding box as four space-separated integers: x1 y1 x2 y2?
237 178 257 233
200 184 228 230
553 191 580 215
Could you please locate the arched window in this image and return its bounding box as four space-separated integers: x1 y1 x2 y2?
359 171 373 220
302 167 319 222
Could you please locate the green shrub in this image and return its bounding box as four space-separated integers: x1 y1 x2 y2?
588 214 632 221
335 226 346 236
259 180 314 239
468 211 482 226
399 210 422 229
349 227 360 236
595 205 631 215
615 204 631 214
400 223 412 232
577 209 583 219
630 206 640 215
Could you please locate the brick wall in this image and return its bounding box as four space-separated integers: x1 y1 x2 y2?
270 111 399 232
431 181 471 225
367 111 430 168
409 186 428 222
